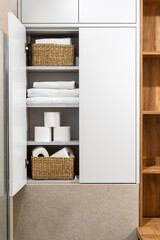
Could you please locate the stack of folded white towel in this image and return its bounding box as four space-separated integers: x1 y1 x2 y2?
26 81 79 105
35 38 72 45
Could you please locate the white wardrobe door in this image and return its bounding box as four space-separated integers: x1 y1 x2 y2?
22 0 78 24
79 0 136 23
9 13 27 196
80 28 136 183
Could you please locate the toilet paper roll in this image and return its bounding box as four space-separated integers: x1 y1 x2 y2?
34 127 52 142
50 147 75 158
32 147 49 157
54 127 71 142
44 112 60 127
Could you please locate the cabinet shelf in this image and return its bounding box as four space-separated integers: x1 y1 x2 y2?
143 165 160 174
143 51 160 57
144 0 160 3
137 226 160 240
27 103 79 108
143 111 160 115
27 175 79 184
142 218 160 227
27 140 79 146
27 66 79 73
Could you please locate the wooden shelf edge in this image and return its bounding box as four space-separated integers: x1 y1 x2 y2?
143 51 160 56
142 166 160 174
142 51 160 58
143 111 160 115
137 226 160 240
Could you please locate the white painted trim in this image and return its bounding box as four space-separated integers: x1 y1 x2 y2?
17 0 22 21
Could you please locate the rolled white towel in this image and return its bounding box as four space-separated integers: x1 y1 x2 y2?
28 88 79 98
33 81 75 90
26 97 79 105
35 38 72 45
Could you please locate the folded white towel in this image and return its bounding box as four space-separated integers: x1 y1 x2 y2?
35 38 72 45
26 97 79 105
33 81 75 90
28 88 79 98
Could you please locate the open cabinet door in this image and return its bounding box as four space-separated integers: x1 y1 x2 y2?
8 13 27 196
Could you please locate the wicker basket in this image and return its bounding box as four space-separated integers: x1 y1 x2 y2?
31 156 75 180
32 44 75 66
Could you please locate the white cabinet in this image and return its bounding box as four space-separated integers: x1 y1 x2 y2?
8 13 27 196
22 0 78 24
8 8 139 195
79 0 136 23
79 28 136 183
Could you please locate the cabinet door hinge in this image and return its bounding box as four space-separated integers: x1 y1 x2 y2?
25 159 29 168
25 43 29 53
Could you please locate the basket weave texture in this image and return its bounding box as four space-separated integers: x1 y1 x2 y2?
32 44 75 66
31 156 75 180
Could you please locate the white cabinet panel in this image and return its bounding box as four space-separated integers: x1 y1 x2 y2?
22 0 78 24
79 0 136 23
8 13 27 196
80 28 136 183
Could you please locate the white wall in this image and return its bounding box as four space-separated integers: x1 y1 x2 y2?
0 0 17 34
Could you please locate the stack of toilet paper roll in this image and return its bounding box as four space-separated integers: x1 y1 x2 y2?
34 112 71 142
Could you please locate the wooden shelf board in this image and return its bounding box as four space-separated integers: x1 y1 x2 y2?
27 175 79 185
27 103 79 108
142 218 160 227
27 140 79 146
27 66 79 72
143 166 160 174
143 51 160 56
143 111 160 115
137 226 160 240
144 0 160 3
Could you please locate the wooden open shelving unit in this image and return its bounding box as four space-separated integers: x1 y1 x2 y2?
140 0 160 227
